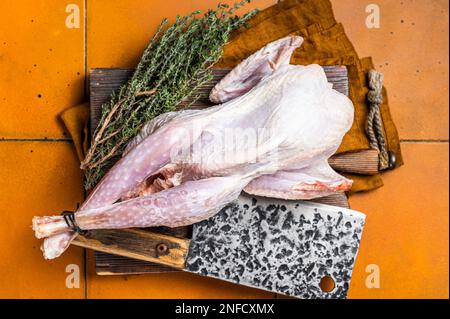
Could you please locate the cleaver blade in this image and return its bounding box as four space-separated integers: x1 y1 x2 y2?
185 194 365 299
73 194 365 299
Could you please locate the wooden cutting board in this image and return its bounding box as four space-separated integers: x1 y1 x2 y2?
88 66 378 275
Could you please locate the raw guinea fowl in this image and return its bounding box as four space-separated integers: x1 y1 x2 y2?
32 36 354 259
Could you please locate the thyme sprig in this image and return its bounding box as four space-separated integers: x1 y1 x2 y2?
81 1 257 189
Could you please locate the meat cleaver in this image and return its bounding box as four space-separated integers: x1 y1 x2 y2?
73 194 365 299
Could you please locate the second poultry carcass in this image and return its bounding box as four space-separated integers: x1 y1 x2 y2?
32 36 354 259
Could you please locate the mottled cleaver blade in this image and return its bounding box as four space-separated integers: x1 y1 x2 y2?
185 194 365 299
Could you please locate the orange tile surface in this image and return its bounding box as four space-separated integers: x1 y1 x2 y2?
0 1 85 139
0 142 85 298
87 0 275 69
331 0 449 140
348 143 449 299
0 0 448 299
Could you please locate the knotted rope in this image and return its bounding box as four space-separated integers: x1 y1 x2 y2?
366 69 390 170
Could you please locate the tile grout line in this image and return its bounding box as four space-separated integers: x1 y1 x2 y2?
0 138 72 142
400 139 449 143
83 0 88 300
84 0 88 98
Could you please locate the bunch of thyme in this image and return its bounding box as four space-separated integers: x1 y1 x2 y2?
81 1 257 189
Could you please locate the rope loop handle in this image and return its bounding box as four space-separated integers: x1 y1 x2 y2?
366 69 390 170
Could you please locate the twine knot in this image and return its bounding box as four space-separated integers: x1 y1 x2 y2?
366 69 390 170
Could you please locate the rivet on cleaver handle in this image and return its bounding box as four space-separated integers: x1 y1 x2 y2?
73 229 189 269
186 194 365 299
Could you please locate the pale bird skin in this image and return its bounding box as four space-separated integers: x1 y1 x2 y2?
32 36 354 259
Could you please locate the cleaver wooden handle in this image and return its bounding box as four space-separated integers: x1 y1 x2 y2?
73 229 189 270
328 149 379 175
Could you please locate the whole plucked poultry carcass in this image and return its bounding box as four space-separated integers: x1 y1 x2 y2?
32 36 354 259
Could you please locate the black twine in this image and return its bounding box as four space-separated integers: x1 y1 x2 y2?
61 210 87 235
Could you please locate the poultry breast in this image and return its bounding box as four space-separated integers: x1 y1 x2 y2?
32 36 354 259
